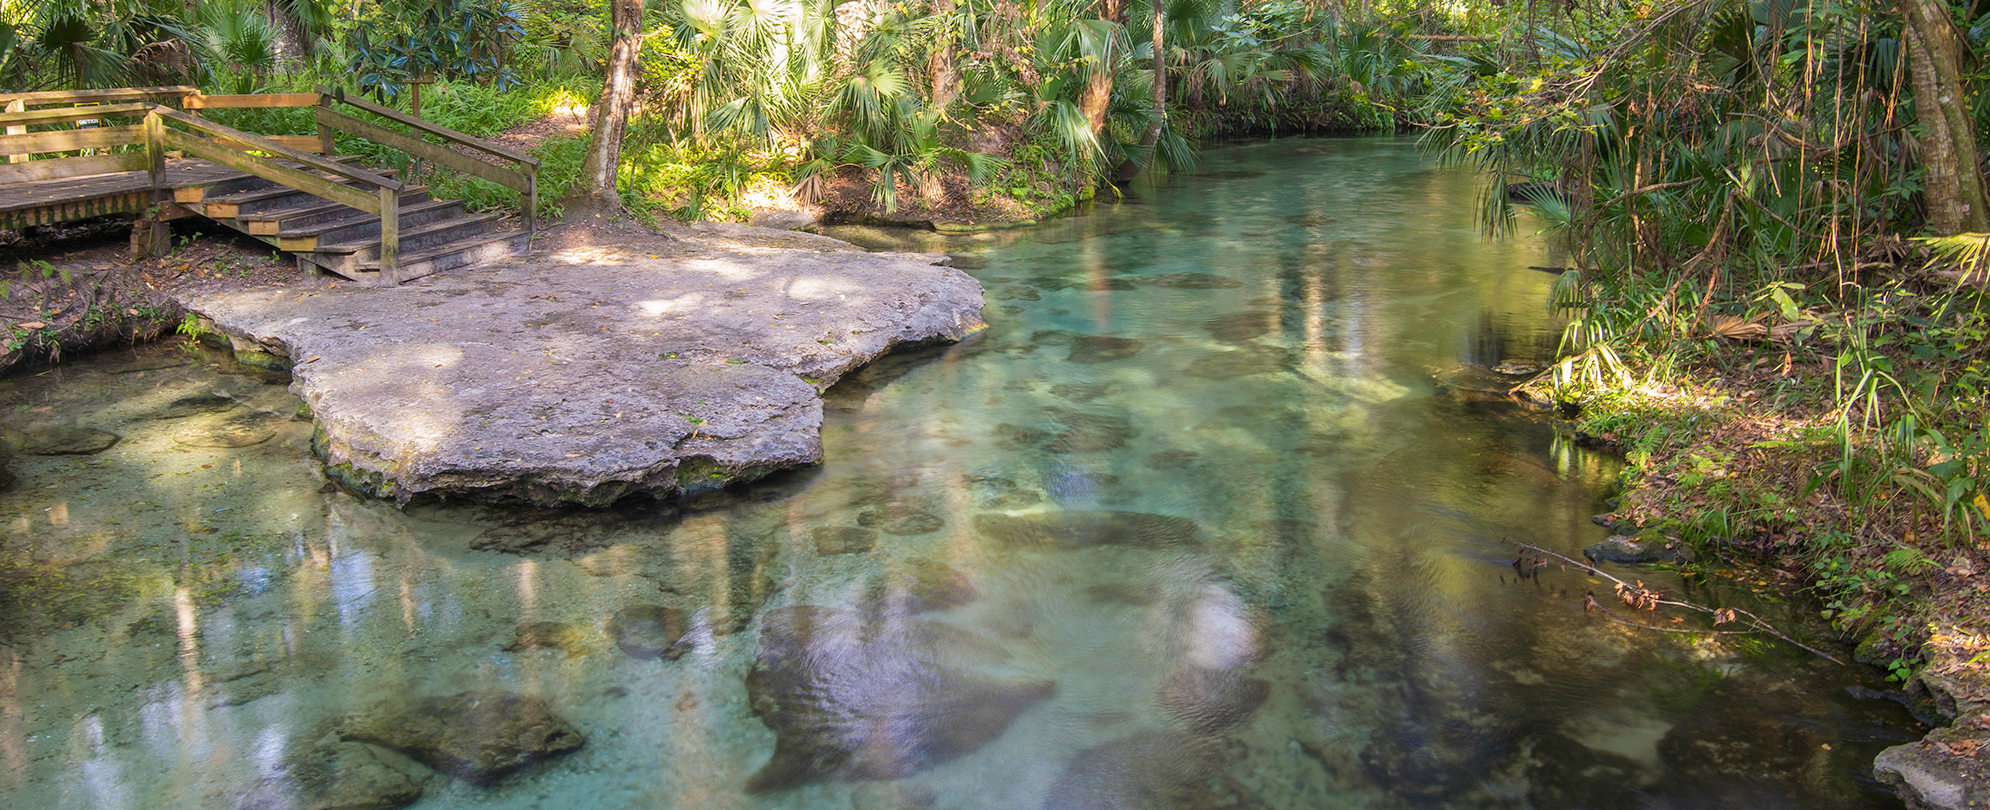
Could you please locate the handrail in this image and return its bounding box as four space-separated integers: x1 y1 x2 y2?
154 108 400 191
0 102 157 128
327 87 538 167
184 93 322 110
321 86 538 234
153 106 407 281
0 86 199 108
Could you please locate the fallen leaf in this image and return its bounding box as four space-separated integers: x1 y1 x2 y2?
16 321 45 329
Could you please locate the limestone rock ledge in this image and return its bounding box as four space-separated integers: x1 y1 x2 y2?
179 238 984 506
1875 655 1990 810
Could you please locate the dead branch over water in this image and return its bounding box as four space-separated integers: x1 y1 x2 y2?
1507 540 1846 665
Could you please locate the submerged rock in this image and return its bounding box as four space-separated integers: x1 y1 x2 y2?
1041 731 1256 810
607 605 689 659
174 412 282 448
1583 535 1691 565
24 426 120 455
145 394 239 420
745 606 1054 792
343 689 584 784
812 525 879 555
1048 412 1138 454
1049 382 1114 402
237 740 431 810
1202 311 1276 344
1141 273 1244 289
857 507 947 536
1157 667 1269 734
504 621 590 655
181 240 986 506
1182 346 1292 380
868 558 978 613
1144 450 1200 469
974 511 1204 550
1066 336 1145 364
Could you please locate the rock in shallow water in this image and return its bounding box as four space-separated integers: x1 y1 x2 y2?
607 605 688 659
975 511 1204 550
1066 336 1145 364
24 426 121 455
1202 311 1276 343
1876 725 1990 810
1041 731 1256 810
237 740 430 810
1183 346 1292 380
504 621 589 654
1157 667 1269 734
174 412 282 448
745 606 1053 792
145 394 239 420
180 241 986 506
343 690 584 784
812 525 878 555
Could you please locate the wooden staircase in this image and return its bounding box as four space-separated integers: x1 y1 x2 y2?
0 85 540 286
175 159 530 284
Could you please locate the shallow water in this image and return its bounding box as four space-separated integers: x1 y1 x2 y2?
1 137 1920 809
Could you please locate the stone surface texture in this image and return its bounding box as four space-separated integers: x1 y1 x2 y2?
1876 668 1990 810
178 233 984 505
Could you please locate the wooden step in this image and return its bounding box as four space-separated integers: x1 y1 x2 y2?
237 188 437 239
172 155 369 204
204 172 407 219
306 212 505 272
306 229 528 285
271 199 464 251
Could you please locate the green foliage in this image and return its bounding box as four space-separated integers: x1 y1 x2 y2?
345 0 526 99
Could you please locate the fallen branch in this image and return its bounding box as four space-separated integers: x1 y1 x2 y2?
1508 539 1846 664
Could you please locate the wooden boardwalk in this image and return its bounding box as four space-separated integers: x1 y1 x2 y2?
0 158 251 230
0 86 540 285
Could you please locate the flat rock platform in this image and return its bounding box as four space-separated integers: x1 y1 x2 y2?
179 227 985 506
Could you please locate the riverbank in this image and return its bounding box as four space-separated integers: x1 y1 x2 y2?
1542 364 1990 808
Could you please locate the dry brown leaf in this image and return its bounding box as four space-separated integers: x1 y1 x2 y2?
15 321 46 330
1711 315 1768 340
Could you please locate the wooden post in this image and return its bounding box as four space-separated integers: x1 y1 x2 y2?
526 163 538 236
379 185 400 284
5 98 24 163
138 109 169 257
316 93 336 156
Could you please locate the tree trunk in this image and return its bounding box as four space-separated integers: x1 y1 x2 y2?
577 0 644 214
1124 0 1165 178
928 0 960 110
1079 0 1126 136
1899 0 1990 234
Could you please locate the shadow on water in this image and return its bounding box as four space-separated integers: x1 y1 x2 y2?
0 136 1921 810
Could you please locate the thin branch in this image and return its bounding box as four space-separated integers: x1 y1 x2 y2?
1508 540 1846 665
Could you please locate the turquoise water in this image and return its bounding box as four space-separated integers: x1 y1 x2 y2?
1 137 1919 809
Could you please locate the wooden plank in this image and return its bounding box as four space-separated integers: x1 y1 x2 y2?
154 109 397 190
264 134 324 153
0 102 157 128
162 128 380 214
183 93 321 110
0 125 143 155
332 88 538 166
317 107 529 193
0 152 148 184
0 86 198 107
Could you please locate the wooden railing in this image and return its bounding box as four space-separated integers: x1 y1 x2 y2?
152 108 410 279
317 86 539 234
0 87 539 279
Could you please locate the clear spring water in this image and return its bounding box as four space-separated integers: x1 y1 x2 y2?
0 137 1921 809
